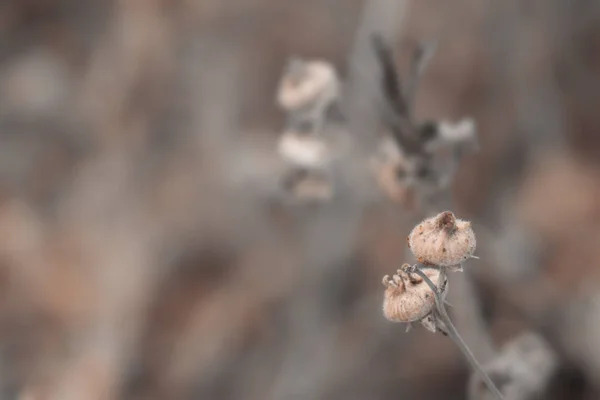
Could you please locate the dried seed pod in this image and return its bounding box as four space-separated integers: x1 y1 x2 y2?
276 59 339 113
373 161 416 209
382 265 447 325
407 211 476 267
277 130 330 169
369 137 418 210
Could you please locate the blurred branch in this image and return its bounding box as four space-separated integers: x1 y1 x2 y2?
370 34 409 116
370 34 421 155
404 41 437 115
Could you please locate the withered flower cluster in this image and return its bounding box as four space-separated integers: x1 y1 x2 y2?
382 211 476 332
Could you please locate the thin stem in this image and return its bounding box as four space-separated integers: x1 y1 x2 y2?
370 34 422 155
413 266 505 400
404 41 437 114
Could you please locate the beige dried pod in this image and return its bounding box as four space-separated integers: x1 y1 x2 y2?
369 136 418 210
276 58 339 113
277 129 331 169
373 161 416 209
382 265 448 331
407 211 476 269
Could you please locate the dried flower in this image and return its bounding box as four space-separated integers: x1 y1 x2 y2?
407 211 476 270
276 57 340 138
275 58 342 202
372 160 417 209
369 136 418 209
277 130 331 169
382 264 448 332
276 58 339 113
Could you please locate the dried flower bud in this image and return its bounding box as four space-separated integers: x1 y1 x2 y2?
382 265 447 330
369 137 418 210
276 59 339 112
373 161 416 209
278 130 330 169
407 211 476 268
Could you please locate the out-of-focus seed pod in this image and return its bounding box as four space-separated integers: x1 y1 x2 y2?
276 59 339 113
382 266 447 324
369 137 418 210
407 211 476 267
277 131 330 169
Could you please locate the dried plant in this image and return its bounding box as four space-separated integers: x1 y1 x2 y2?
382 211 504 399
370 34 478 209
270 11 554 400
275 58 345 202
382 265 448 332
407 211 477 271
276 57 341 135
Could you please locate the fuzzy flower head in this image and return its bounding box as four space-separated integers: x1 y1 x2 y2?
382 265 448 332
407 211 476 270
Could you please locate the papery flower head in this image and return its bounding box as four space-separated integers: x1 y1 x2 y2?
382 264 447 332
407 211 476 270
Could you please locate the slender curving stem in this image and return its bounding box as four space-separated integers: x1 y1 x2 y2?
412 266 505 400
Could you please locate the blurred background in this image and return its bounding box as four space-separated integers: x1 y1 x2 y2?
0 0 600 399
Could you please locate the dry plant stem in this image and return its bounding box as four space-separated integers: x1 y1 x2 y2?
404 41 437 115
413 267 505 400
